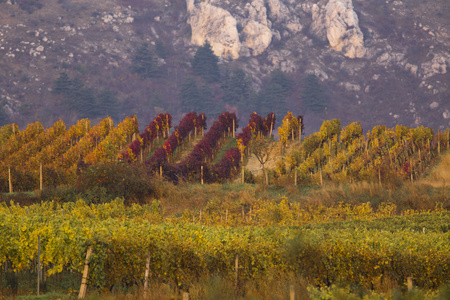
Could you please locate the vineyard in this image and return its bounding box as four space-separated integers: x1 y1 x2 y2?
1 111 450 192
1 112 450 299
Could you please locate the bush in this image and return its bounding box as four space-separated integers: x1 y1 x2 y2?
18 0 44 13
40 185 78 203
76 162 153 204
243 168 255 184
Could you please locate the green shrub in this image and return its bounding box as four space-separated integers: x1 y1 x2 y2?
76 162 153 203
40 185 78 203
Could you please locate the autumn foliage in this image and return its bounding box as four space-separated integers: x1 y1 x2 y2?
119 113 172 163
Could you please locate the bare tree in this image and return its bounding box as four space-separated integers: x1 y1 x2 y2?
250 136 276 185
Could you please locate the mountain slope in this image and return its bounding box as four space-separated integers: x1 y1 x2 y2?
0 0 449 134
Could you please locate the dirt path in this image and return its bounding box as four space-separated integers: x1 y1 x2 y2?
243 140 301 175
173 135 202 164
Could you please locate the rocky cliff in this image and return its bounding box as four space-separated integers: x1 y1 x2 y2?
0 0 449 133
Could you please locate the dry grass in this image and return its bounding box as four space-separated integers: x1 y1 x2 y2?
81 274 311 300
421 152 450 187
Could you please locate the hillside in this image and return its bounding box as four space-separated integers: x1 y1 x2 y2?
1 112 450 298
0 0 449 134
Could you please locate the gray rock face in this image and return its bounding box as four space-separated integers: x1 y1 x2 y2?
187 2 240 59
325 0 365 58
0 0 449 131
311 0 365 58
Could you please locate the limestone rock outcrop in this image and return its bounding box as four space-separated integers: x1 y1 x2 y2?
187 0 275 59
311 0 366 58
187 1 240 59
240 0 272 57
241 20 272 56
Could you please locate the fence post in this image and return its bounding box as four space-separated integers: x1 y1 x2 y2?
233 119 236 138
235 255 239 289
407 277 413 291
290 284 295 300
37 235 41 296
143 251 151 299
78 246 93 299
294 169 297 186
8 166 13 194
40 163 43 191
201 165 204 185
438 130 441 154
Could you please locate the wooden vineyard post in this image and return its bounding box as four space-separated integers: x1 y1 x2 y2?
78 246 93 299
290 284 295 300
37 235 41 296
159 165 163 180
40 163 43 191
447 130 449 149
140 148 144 163
320 168 323 185
143 251 151 299
294 169 298 186
8 166 13 193
182 292 189 300
166 114 169 138
235 255 239 289
233 118 236 138
241 168 244 184
407 277 413 291
270 122 273 137
202 114 205 136
378 167 381 186
365 137 368 157
201 165 204 185
438 130 441 154
298 118 302 141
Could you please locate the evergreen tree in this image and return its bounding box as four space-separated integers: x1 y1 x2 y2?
180 77 201 112
180 78 215 113
302 73 328 113
65 77 86 112
222 69 251 106
52 73 119 119
257 69 292 117
199 83 215 114
76 87 98 118
0 102 8 127
131 42 159 79
97 89 120 121
192 41 220 82
155 39 167 59
52 72 73 95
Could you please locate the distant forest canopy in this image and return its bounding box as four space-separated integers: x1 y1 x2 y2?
25 41 329 134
